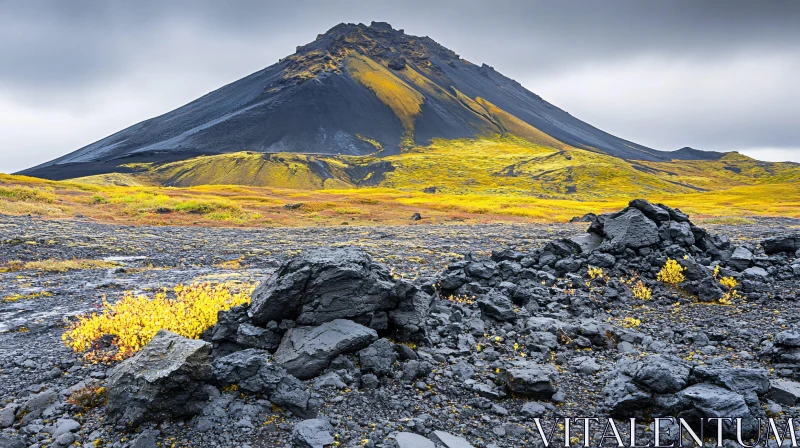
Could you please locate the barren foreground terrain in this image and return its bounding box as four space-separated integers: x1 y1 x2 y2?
1 212 799 447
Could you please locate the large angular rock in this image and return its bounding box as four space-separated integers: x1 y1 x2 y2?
358 338 397 376
629 355 690 393
388 281 433 342
431 431 476 448
601 209 660 249
211 349 287 394
761 234 800 254
273 319 378 379
729 246 754 270
0 436 25 448
235 323 281 351
505 363 559 398
775 330 800 347
18 389 57 423
692 367 770 398
249 248 397 326
0 406 14 428
107 330 213 426
677 384 757 438
292 419 335 448
393 432 436 448
270 375 315 417
602 374 652 417
569 233 603 254
476 290 516 321
629 199 671 223
767 379 800 406
665 221 695 246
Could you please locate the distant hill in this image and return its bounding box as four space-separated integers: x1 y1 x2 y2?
60 137 799 200
20 21 728 183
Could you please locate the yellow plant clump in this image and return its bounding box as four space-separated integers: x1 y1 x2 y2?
718 275 740 305
63 282 253 361
657 259 686 285
445 294 475 305
719 276 738 290
631 281 652 300
620 317 642 328
587 266 605 280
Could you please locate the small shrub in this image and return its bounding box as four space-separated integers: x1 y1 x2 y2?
719 276 738 290
657 259 686 285
621 317 641 328
587 266 605 280
67 384 107 411
718 276 740 305
631 281 652 300
63 282 253 361
90 194 108 204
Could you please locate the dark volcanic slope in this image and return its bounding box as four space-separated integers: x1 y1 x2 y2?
21 22 723 179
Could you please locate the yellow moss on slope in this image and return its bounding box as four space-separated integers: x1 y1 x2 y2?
475 97 569 149
346 53 424 136
148 152 353 189
375 136 700 199
638 152 800 190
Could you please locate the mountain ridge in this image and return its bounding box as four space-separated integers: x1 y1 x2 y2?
20 21 726 181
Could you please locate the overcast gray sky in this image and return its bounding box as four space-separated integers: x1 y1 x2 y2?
1 0 799 173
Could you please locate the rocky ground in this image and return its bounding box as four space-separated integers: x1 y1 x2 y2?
0 206 799 448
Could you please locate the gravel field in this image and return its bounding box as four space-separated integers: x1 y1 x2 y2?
1 210 798 448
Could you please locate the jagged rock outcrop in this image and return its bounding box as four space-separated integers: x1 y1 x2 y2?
248 247 430 341
602 356 770 438
107 330 214 426
272 319 378 380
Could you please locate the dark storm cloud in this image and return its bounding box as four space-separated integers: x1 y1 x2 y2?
0 0 799 170
3 0 798 92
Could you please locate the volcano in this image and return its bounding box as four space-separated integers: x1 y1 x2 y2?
20 21 724 180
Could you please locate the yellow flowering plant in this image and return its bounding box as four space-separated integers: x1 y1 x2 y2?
63 282 253 362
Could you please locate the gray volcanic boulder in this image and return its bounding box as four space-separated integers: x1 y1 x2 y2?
629 199 671 223
602 356 768 438
271 375 315 417
761 234 800 254
692 366 770 402
505 363 559 398
603 373 652 416
0 436 25 448
107 330 213 426
570 233 603 254
628 355 692 394
292 418 336 448
358 338 397 376
600 208 660 249
235 323 281 351
393 432 436 448
677 384 757 438
273 319 378 379
248 247 397 326
768 330 800 376
211 349 288 394
729 246 754 270
388 280 433 342
431 431 476 448
767 379 800 406
776 330 800 347
476 289 516 321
